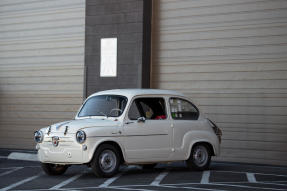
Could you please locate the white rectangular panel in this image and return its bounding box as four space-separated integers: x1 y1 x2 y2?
100 38 117 77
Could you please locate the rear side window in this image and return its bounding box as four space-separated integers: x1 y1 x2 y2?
169 98 199 120
128 98 166 120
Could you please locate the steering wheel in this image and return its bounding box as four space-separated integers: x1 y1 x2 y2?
109 108 123 116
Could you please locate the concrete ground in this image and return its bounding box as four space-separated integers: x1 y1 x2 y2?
0 149 286 191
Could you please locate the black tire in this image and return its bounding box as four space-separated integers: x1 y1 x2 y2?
186 144 211 171
142 163 157 169
41 163 69 175
91 144 120 178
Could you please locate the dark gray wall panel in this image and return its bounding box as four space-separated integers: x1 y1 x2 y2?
85 0 151 97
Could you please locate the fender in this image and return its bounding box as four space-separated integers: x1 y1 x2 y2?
181 130 219 160
82 125 126 163
85 137 127 163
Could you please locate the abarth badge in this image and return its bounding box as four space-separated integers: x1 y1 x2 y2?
52 136 59 147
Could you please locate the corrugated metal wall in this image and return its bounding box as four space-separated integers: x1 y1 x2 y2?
0 0 85 149
152 0 287 165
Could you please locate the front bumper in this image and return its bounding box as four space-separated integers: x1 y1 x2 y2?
37 134 89 164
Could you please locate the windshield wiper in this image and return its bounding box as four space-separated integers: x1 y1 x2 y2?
99 111 108 118
80 112 109 118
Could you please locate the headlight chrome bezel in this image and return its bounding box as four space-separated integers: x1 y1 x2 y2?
76 130 86 144
34 130 44 143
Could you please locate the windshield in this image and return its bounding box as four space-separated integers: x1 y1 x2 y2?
78 95 128 117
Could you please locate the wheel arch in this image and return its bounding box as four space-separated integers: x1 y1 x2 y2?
89 139 126 164
188 141 215 159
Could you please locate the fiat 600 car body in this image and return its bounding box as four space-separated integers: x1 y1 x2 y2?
34 89 222 177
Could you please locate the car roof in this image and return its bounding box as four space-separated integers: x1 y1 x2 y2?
88 89 185 99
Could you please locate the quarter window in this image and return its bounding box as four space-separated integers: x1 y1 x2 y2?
169 98 199 120
128 98 166 120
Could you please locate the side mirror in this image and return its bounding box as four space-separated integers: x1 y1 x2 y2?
137 117 146 123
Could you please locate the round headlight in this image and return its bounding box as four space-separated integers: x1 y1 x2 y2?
34 130 43 143
76 130 86 144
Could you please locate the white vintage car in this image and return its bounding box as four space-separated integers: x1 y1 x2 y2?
34 89 222 177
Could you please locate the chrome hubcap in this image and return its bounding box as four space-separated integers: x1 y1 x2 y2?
193 145 208 167
99 150 117 173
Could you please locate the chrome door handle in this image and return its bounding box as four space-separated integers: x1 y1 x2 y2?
111 130 122 134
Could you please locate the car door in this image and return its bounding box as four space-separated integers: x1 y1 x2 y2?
169 97 201 160
123 96 172 162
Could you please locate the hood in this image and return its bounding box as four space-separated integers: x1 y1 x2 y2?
48 118 121 134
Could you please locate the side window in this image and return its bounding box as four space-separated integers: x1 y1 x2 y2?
128 97 166 120
170 98 199 120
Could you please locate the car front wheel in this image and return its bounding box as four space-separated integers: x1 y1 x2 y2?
91 144 120 178
186 144 211 171
41 163 69 175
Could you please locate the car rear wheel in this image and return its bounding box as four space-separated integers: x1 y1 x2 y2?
186 144 211 171
41 163 69 175
91 144 120 178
